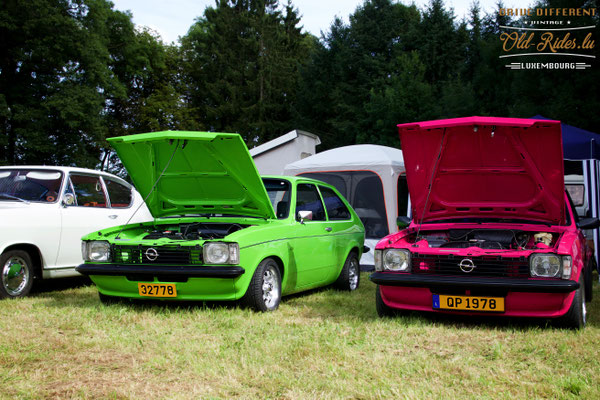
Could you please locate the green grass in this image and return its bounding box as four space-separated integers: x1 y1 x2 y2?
1 274 600 399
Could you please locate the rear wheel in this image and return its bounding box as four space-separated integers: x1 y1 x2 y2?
557 274 586 329
242 258 281 312
375 285 396 318
334 252 360 291
0 250 35 299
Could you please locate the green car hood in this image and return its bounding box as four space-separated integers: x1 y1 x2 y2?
108 131 276 219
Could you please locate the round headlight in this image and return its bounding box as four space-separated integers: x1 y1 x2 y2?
530 254 561 277
88 241 111 262
383 249 410 271
204 243 230 264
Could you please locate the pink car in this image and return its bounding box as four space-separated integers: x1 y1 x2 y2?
370 117 599 328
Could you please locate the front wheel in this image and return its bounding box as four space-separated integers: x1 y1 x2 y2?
0 250 35 299
376 285 396 318
242 258 281 312
556 274 586 329
334 252 360 291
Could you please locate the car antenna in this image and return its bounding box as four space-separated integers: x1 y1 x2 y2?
115 139 183 240
413 128 447 245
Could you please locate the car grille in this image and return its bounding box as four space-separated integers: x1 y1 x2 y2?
411 253 529 278
112 245 202 265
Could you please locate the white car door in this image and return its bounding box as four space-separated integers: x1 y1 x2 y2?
55 173 120 269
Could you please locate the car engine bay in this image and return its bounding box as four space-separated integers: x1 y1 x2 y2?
411 229 559 250
142 223 250 241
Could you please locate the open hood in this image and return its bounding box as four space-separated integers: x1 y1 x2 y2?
398 117 565 225
108 131 276 219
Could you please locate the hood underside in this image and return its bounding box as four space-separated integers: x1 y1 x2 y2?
398 117 565 225
108 131 276 219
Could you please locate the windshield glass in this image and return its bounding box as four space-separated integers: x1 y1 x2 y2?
263 178 290 219
0 169 63 203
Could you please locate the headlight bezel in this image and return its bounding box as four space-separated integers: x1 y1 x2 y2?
529 253 564 279
203 242 240 265
375 248 411 272
83 240 111 262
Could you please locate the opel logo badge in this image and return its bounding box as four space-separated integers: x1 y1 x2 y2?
145 248 159 261
459 258 476 273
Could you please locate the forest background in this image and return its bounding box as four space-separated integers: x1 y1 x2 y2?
1 0 598 175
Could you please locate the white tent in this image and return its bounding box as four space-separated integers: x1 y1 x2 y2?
284 144 409 265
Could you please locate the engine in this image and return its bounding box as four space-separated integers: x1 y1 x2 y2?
413 229 558 250
142 223 249 241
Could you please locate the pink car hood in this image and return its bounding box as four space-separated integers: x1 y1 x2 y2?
398 116 565 225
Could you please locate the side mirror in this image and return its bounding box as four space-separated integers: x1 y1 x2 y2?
578 217 600 230
298 210 313 224
62 193 75 207
397 216 411 229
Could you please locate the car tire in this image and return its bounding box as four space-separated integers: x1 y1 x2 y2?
584 262 593 303
98 292 120 305
0 250 35 299
334 252 360 291
242 258 281 312
557 274 586 330
375 285 396 318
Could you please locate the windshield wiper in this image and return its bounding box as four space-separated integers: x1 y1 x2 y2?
0 193 30 203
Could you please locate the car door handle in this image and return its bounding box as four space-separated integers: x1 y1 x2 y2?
108 215 118 219
325 227 332 232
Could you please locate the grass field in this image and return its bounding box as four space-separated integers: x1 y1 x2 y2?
1 273 600 399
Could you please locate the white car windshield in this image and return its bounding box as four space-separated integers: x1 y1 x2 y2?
0 169 63 203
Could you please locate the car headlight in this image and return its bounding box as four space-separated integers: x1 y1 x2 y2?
375 249 411 272
203 242 240 265
83 241 111 262
530 254 561 278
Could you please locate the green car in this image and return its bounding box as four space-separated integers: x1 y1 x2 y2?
77 131 365 311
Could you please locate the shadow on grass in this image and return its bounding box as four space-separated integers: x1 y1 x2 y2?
31 276 92 295
37 272 600 333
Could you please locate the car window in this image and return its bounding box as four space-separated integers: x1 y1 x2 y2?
104 178 133 208
0 169 63 203
319 186 350 220
263 178 291 219
296 183 326 221
565 184 584 207
68 175 107 208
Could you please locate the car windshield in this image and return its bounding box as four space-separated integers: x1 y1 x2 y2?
262 178 290 219
0 169 63 203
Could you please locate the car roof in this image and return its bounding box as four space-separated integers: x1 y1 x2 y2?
261 175 332 186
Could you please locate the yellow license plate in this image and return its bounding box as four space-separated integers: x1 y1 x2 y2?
138 283 177 298
433 294 504 312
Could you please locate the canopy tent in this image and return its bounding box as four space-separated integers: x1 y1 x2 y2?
284 145 407 265
534 115 600 268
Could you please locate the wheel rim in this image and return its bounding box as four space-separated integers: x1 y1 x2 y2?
2 256 30 296
262 266 280 309
348 258 359 290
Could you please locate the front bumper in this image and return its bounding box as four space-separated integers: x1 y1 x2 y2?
370 272 579 293
77 263 247 301
76 263 245 278
370 272 579 318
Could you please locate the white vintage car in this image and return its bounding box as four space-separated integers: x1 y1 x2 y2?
0 166 152 298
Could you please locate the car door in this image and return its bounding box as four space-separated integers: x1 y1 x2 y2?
291 183 337 288
317 185 355 281
55 173 120 268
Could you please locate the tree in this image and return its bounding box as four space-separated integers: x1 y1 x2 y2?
181 0 310 145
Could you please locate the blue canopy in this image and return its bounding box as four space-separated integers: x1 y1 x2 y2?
533 115 600 160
